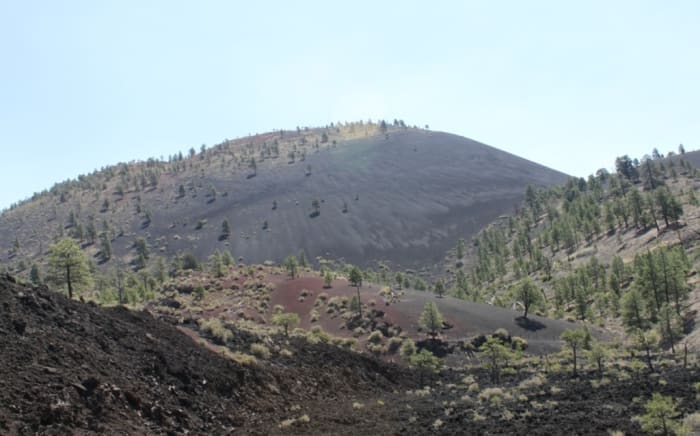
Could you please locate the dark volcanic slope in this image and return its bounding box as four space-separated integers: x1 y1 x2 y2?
163 130 567 267
0 129 567 270
0 275 409 434
679 149 700 168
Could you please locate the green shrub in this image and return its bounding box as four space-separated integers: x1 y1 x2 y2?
387 337 403 354
222 349 257 366
250 343 271 359
518 374 546 390
198 318 232 343
478 387 505 405
400 339 417 359
368 330 384 344
308 325 330 343
493 328 510 342
310 309 320 322
273 304 285 314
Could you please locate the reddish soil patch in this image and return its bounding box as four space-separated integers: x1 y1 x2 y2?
268 275 591 354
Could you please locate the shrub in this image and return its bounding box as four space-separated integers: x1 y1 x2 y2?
342 337 358 350
273 304 285 314
511 336 528 351
461 394 474 405
222 349 257 366
367 343 386 355
194 285 207 300
250 343 271 359
278 414 310 429
198 318 232 343
279 418 296 429
493 328 510 342
327 296 342 308
279 348 294 358
400 339 417 359
478 387 505 405
368 330 384 344
272 312 300 336
518 374 546 390
387 337 403 354
308 325 330 343
310 309 320 323
352 402 364 410
461 375 476 386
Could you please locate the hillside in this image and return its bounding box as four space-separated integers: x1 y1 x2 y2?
0 123 567 276
3 274 698 435
438 150 700 352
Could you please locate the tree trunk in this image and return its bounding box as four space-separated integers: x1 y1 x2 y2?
645 346 654 372
356 287 362 319
66 265 73 300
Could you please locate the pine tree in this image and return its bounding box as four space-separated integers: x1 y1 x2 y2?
561 328 587 377
621 288 649 331
479 336 511 383
628 188 645 229
638 393 682 435
221 219 231 240
284 255 298 279
512 277 544 319
99 232 112 261
47 238 92 300
433 279 446 298
654 187 683 227
29 263 41 285
419 301 444 339
349 266 363 317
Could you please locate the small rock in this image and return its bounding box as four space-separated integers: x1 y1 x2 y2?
12 319 26 335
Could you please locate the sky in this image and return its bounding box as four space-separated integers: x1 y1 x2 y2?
1 1 698 210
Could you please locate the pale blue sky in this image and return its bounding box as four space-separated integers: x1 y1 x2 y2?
1 1 698 209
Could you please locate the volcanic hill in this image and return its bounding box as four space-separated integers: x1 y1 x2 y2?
0 124 567 272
